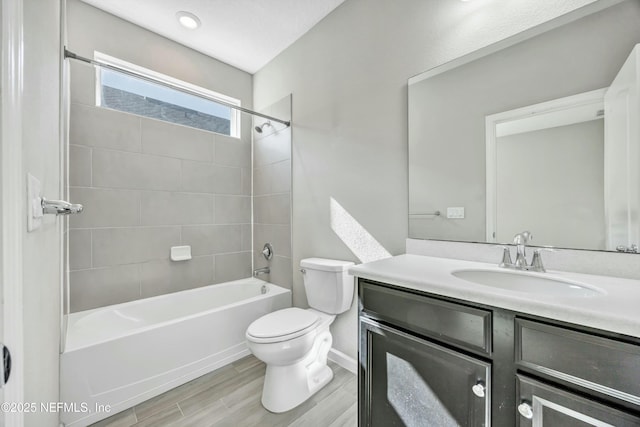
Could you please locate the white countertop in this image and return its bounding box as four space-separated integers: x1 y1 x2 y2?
349 254 640 339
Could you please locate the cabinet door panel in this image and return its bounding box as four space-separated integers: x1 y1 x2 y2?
360 318 491 427
516 375 640 427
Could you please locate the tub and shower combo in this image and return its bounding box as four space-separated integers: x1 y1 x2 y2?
60 278 291 427
59 52 297 426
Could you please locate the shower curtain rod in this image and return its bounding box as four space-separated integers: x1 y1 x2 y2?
63 48 291 127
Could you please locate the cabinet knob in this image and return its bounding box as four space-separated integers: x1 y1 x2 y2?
518 402 533 419
471 382 485 398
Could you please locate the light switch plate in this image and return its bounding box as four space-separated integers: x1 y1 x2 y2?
447 207 465 219
27 173 43 232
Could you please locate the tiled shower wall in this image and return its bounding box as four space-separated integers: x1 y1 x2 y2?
253 95 293 290
68 102 252 312
65 0 255 312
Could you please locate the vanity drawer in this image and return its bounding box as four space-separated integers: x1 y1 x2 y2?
516 318 640 407
516 375 640 426
359 280 492 356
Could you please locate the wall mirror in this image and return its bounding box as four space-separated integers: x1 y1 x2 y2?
408 0 640 252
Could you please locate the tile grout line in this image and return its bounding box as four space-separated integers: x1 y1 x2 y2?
68 184 251 198
176 402 185 417
72 141 249 168
69 250 252 274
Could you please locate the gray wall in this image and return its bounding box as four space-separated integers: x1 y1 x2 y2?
67 0 253 312
253 95 293 289
497 120 605 250
22 0 62 424
253 0 603 360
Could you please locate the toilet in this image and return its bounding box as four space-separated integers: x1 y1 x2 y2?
245 257 355 413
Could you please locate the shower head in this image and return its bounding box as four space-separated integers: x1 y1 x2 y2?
254 121 272 133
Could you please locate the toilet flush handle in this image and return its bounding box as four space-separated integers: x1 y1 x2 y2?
300 268 306 274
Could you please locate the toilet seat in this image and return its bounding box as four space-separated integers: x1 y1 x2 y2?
246 308 320 343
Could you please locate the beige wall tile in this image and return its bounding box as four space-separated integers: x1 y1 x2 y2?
241 167 252 195
271 160 291 194
214 252 252 283
141 117 214 162
213 166 243 194
253 194 290 225
254 224 291 258
253 196 268 224
70 103 141 152
69 229 92 270
253 160 291 196
69 187 140 229
140 191 214 226
140 256 214 298
69 145 92 187
70 264 140 312
241 224 252 251
215 195 250 224
181 160 215 193
269 193 291 225
92 149 181 191
270 255 293 290
92 226 180 267
182 225 242 256
253 167 269 196
215 136 250 168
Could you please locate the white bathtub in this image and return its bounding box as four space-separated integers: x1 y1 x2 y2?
60 277 291 427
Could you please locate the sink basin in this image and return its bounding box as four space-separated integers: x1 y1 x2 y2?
452 269 605 297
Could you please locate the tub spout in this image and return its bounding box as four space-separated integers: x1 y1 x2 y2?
253 267 270 277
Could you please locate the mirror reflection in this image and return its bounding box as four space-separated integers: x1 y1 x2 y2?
408 0 640 252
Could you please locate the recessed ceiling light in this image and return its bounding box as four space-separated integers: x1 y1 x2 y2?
176 11 201 30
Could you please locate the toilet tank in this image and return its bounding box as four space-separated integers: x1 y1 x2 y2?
300 258 355 314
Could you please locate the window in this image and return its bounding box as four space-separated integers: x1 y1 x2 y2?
95 52 241 137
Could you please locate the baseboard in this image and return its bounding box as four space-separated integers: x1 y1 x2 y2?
328 348 357 374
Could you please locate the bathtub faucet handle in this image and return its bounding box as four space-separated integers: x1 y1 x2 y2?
262 243 273 261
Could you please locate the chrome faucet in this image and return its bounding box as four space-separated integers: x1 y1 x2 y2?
253 267 270 277
512 231 532 268
499 231 546 272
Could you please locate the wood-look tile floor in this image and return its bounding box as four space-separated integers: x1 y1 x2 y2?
91 355 357 427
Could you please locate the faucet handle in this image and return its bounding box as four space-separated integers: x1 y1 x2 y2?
530 248 554 272
499 246 513 268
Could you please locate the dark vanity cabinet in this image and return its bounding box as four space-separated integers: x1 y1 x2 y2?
358 279 640 427
360 319 490 426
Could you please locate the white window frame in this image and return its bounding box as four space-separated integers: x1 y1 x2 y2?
94 51 241 138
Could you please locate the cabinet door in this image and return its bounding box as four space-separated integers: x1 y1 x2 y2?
516 375 640 427
360 318 491 427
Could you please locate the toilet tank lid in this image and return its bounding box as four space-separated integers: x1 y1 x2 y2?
300 258 355 272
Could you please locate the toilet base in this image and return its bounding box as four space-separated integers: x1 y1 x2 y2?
261 330 333 413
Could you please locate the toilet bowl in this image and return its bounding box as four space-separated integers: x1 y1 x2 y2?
245 258 354 413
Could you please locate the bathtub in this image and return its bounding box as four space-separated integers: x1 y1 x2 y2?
60 277 291 427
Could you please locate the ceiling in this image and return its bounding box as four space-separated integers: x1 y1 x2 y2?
80 0 346 74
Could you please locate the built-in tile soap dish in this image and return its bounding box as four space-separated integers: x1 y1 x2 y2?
171 245 192 262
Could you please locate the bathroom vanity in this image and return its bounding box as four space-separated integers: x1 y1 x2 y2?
351 255 640 426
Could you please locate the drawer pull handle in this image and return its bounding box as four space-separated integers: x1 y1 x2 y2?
518 402 533 419
471 382 485 398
